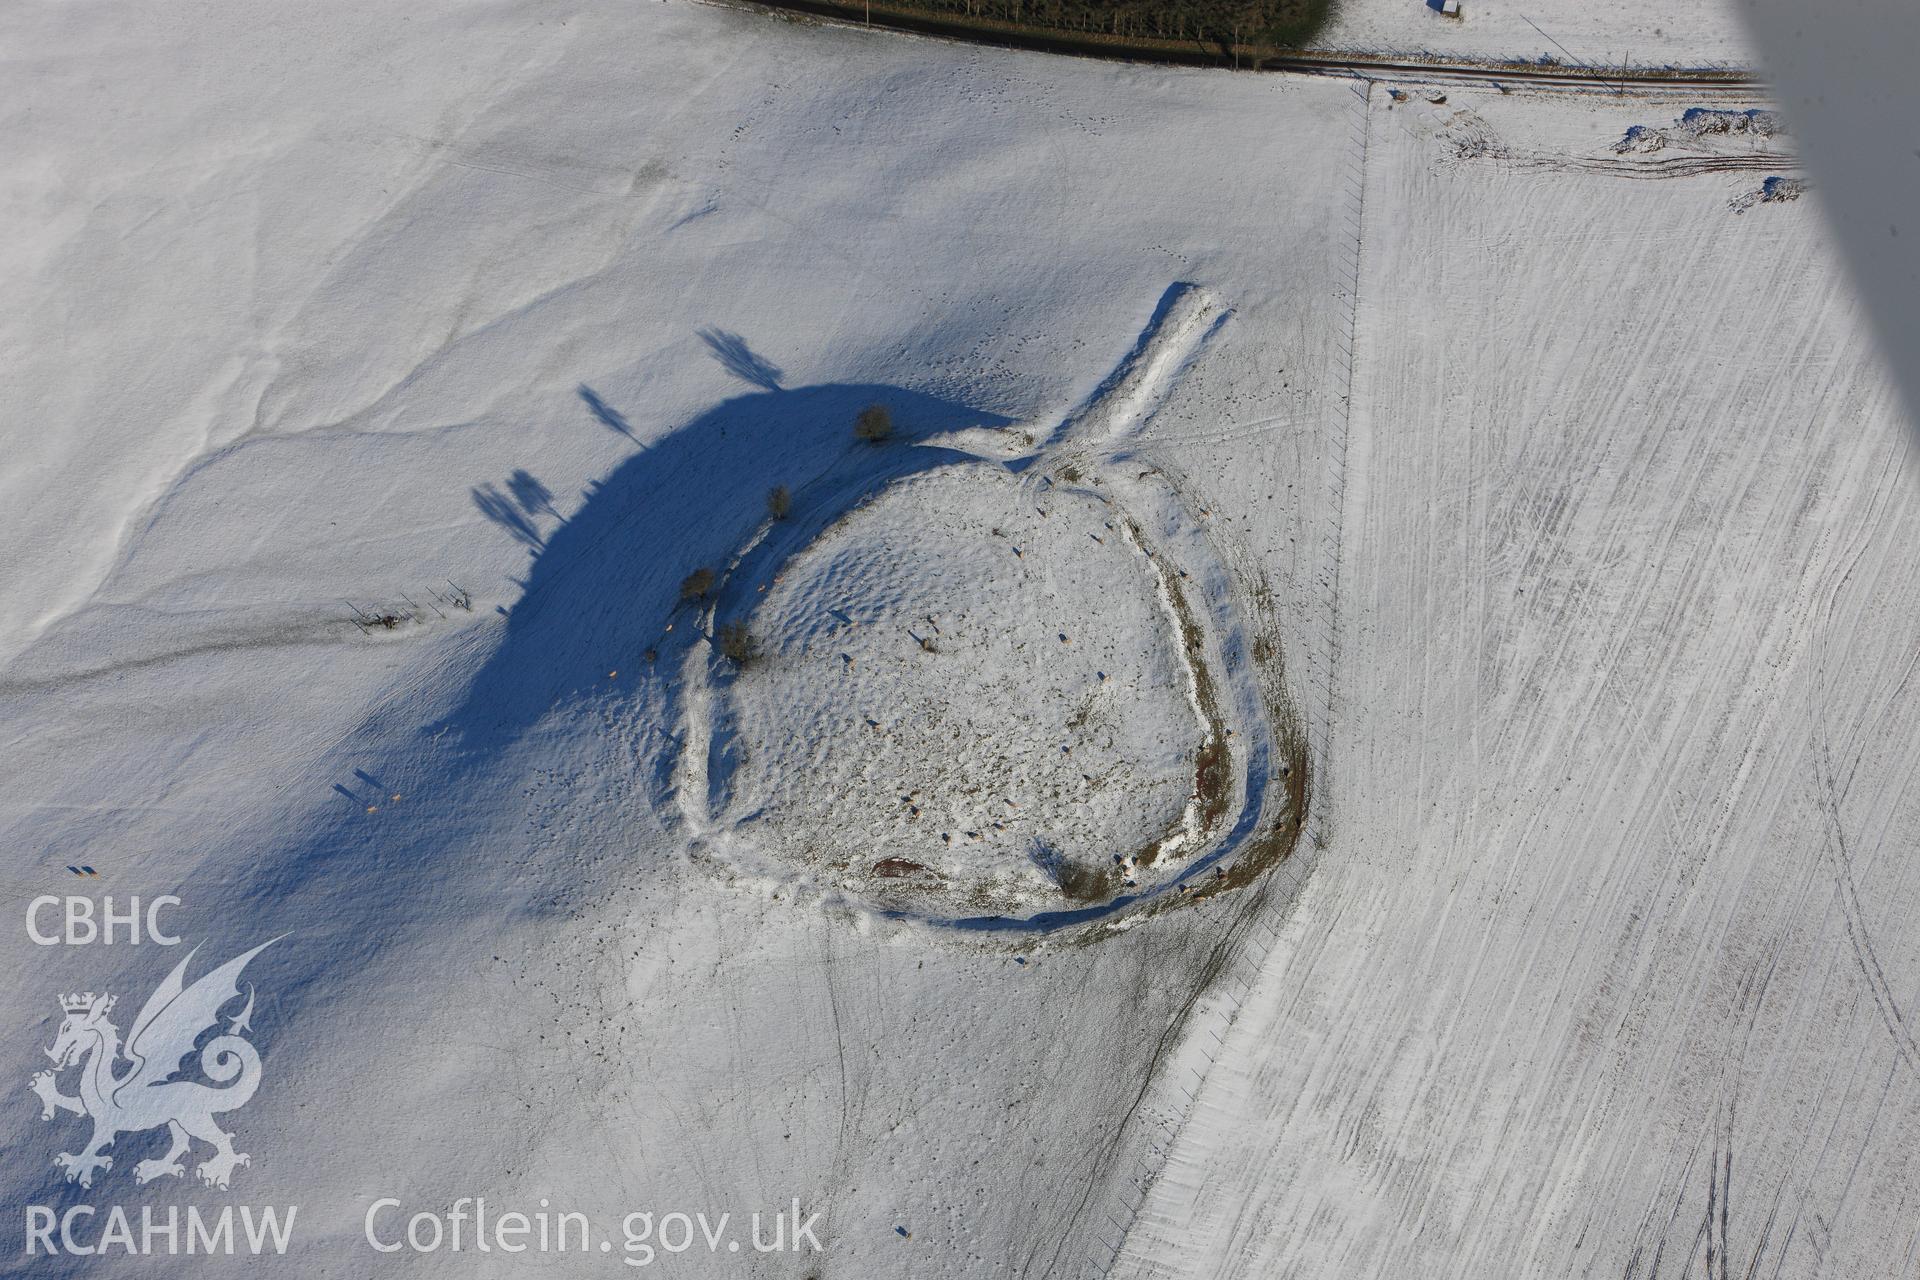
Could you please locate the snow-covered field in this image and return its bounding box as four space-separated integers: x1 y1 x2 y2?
1115 86 1920 1280
1315 0 1754 70
4 0 1916 1276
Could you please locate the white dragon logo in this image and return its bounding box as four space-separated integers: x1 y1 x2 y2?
28 939 278 1190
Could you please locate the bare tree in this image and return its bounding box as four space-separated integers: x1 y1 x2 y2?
718 620 756 664
680 567 716 601
854 404 894 443
767 485 792 519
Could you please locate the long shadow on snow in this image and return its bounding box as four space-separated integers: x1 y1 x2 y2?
454 381 1012 748
0 382 1012 1230
291 383 1012 959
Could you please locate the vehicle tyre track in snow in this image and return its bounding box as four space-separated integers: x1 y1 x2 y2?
1518 152 1792 180
1084 77 1371 1278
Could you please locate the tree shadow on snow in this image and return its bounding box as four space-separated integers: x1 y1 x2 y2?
695 328 785 392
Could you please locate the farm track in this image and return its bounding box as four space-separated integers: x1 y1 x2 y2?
1522 153 1791 178
725 0 1762 94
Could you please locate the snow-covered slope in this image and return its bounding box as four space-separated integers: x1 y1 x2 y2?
2 5 1350 1273
5 1 1914 1277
